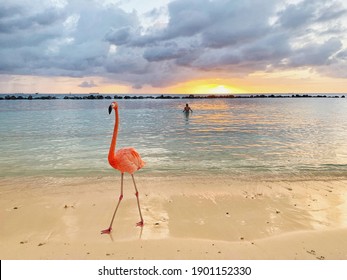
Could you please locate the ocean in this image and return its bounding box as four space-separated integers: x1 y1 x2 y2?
1 97 346 180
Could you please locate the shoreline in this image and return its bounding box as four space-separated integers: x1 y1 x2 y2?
1 93 346 100
1 176 347 259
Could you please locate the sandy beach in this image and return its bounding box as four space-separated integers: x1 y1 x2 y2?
1 175 347 260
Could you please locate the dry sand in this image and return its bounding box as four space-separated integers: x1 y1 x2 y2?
1 175 347 260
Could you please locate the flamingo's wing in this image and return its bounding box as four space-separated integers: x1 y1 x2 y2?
116 147 145 173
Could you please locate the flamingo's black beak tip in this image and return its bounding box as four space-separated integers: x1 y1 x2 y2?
108 105 112 114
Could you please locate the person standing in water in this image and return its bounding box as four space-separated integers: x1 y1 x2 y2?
183 103 193 113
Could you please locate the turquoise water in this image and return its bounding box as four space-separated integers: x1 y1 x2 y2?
1 98 346 179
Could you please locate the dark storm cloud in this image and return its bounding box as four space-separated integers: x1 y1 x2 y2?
1 0 347 88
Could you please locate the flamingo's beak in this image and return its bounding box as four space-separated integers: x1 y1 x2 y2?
108 105 112 114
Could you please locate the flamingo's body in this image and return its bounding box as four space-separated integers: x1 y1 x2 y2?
101 102 145 234
109 148 144 174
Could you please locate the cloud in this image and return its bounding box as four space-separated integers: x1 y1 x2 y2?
277 0 347 30
288 37 343 67
0 0 136 72
139 0 347 84
143 41 189 62
1 0 347 89
78 80 97 88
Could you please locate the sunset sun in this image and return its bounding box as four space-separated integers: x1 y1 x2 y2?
169 79 245 94
210 85 233 94
189 83 234 94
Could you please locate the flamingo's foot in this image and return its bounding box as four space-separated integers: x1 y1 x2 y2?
136 220 144 227
101 227 112 234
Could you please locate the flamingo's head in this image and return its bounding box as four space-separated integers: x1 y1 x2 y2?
108 102 118 114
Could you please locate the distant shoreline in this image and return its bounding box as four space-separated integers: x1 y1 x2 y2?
0 93 346 100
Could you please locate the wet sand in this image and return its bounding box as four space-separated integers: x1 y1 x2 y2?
1 176 347 259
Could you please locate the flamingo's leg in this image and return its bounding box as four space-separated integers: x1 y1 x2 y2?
101 173 124 234
131 174 144 227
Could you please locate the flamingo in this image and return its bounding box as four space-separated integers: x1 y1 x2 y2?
101 102 145 234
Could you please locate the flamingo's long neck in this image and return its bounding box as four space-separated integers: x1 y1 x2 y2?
108 108 119 163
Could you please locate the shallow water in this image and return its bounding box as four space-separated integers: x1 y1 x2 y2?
0 97 346 179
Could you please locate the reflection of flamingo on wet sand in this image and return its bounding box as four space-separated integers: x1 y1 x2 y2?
101 102 145 234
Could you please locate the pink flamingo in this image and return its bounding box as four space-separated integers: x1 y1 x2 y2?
101 102 145 234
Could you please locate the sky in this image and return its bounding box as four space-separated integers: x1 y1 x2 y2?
1 0 347 94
